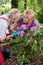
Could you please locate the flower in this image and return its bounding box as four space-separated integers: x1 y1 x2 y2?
41 38 43 42
18 31 24 36
27 45 31 49
29 36 33 39
27 32 31 36
34 40 37 44
22 55 25 59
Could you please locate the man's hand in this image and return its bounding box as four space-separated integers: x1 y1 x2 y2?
0 39 5 43
6 34 13 40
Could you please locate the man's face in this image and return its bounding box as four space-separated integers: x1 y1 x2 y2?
23 14 33 24
10 13 20 23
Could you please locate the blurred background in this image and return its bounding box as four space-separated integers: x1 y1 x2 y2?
0 0 43 27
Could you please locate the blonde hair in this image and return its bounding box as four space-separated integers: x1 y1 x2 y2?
8 8 20 18
24 9 35 18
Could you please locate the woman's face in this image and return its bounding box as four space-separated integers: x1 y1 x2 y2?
23 14 33 24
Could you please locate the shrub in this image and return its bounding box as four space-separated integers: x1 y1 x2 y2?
10 30 43 65
36 10 43 23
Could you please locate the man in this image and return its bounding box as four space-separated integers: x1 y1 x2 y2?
0 8 20 42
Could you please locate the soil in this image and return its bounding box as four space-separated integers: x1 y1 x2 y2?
1 56 43 65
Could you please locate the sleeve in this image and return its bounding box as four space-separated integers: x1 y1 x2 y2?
0 19 8 39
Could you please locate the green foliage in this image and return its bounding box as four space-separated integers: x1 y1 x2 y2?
0 0 43 22
0 29 43 65
0 0 11 14
18 0 25 15
18 0 43 22
10 30 43 65
36 10 43 23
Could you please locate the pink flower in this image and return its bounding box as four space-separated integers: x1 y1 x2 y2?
29 36 33 39
41 38 43 41
18 31 24 36
27 32 31 36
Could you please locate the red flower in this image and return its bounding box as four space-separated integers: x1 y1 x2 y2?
27 45 31 49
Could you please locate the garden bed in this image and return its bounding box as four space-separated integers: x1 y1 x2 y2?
2 56 43 65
